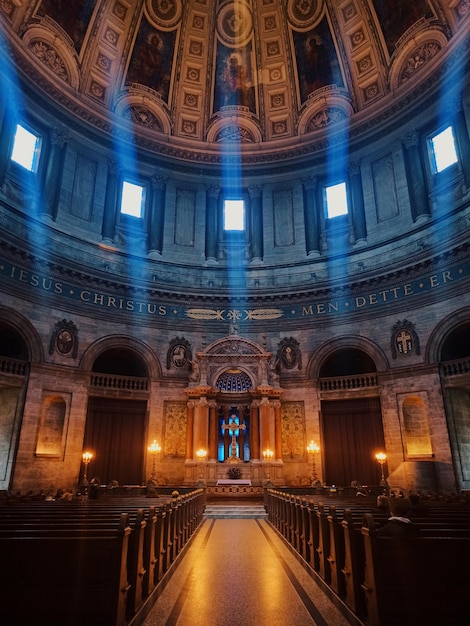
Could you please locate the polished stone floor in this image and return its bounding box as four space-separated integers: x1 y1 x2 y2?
140 517 363 626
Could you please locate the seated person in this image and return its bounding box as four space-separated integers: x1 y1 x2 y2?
377 498 420 537
376 494 391 515
407 492 429 517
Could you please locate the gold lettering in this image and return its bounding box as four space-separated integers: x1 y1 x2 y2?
159 305 166 316
369 293 378 305
355 296 366 308
378 291 388 302
302 306 314 316
126 300 134 311
328 302 338 312
80 291 90 302
107 296 117 308
316 303 326 314
403 283 413 295
429 275 439 288
93 293 105 305
442 270 452 283
389 287 400 298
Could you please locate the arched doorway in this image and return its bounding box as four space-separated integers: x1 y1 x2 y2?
438 319 470 492
319 348 385 486
0 320 31 491
82 347 149 485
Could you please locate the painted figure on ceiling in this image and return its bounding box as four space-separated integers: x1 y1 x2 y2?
371 0 433 54
37 0 96 52
127 18 175 101
214 43 255 114
293 17 344 103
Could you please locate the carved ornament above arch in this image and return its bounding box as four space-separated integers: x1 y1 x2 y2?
192 333 274 389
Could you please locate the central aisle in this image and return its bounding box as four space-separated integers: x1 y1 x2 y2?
141 517 361 626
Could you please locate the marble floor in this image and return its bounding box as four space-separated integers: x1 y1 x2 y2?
139 517 364 626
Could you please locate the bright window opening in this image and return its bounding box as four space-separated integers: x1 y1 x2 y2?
430 126 458 173
11 123 41 172
326 182 348 218
224 199 245 231
121 180 144 218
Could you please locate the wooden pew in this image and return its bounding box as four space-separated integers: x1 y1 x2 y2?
361 513 470 626
0 512 131 626
0 489 206 626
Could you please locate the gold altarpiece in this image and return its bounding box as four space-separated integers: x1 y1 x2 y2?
182 333 284 486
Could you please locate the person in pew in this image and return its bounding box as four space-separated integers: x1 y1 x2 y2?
60 488 74 501
377 498 420 538
407 492 429 517
88 476 101 499
376 494 391 515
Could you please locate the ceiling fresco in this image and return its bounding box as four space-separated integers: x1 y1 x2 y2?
0 0 468 160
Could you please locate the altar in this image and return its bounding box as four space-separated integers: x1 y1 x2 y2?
216 479 252 486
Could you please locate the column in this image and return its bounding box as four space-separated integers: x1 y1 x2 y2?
223 406 230 461
42 129 67 220
148 175 166 256
273 400 282 461
349 162 367 243
259 396 271 452
0 103 17 186
453 101 470 189
403 130 430 221
249 184 263 262
303 176 321 256
205 185 220 262
101 160 119 243
250 400 260 461
208 400 218 462
193 397 209 454
186 401 195 460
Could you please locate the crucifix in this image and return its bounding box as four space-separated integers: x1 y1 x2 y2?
222 418 246 462
396 330 412 354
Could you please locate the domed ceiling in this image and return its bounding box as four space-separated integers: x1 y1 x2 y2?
1 0 468 165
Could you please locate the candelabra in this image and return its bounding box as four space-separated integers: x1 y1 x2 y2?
147 439 161 484
81 451 93 486
196 448 207 485
375 452 388 487
307 440 320 486
263 449 274 484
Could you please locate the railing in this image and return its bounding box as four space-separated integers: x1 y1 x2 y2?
89 374 149 391
441 357 470 377
0 356 28 376
319 374 378 391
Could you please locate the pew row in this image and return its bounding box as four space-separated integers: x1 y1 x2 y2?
265 489 470 626
0 489 206 626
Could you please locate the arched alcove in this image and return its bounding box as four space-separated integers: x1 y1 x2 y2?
319 348 377 377
92 347 149 377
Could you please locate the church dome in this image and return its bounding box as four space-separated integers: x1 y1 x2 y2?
0 1 469 319
2 1 467 164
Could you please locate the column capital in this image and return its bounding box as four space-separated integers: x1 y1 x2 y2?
403 129 420 148
302 175 318 190
206 184 221 199
151 174 167 189
248 184 263 199
50 128 68 146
